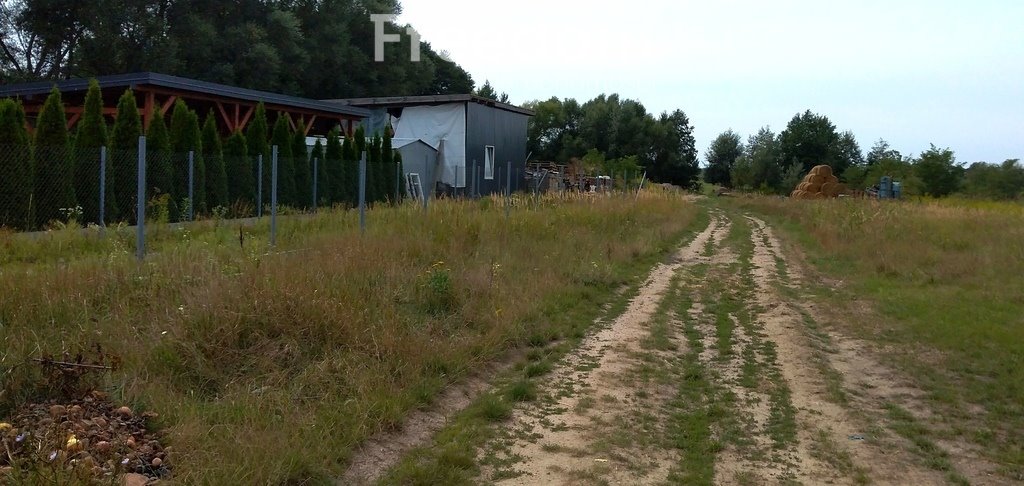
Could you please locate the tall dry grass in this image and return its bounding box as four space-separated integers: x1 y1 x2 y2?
730 196 1024 474
0 190 697 483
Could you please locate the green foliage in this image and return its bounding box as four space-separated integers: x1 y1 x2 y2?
110 89 142 221
524 95 699 189
33 86 76 226
706 130 743 187
915 145 963 197
223 131 253 209
343 129 359 205
730 155 754 190
311 138 328 207
777 110 840 175
168 100 205 214
746 127 782 192
270 115 295 207
145 107 173 201
246 103 270 206
4 2 475 100
368 134 383 203
0 99 33 229
73 79 112 224
385 128 395 202
963 160 1024 200
201 112 228 210
291 119 311 208
324 127 345 206
395 150 407 199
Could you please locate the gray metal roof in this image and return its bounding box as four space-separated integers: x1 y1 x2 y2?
0 72 370 118
326 94 534 116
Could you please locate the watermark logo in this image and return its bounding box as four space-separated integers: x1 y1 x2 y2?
371 14 421 62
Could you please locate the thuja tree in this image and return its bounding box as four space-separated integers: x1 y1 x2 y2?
270 115 295 206
223 131 253 211
168 100 206 215
381 128 395 202
395 149 407 200
34 87 76 226
201 111 228 210
145 107 174 220
311 138 328 207
291 119 311 208
0 99 33 229
110 89 142 222
246 103 270 208
324 127 345 206
343 128 359 206
369 134 384 203
73 79 114 224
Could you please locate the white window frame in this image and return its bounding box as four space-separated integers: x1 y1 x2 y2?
484 145 495 180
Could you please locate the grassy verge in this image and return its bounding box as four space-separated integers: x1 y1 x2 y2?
725 196 1024 479
380 203 705 484
0 191 697 483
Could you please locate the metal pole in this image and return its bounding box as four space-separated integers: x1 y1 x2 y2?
136 137 146 261
99 146 106 233
313 157 318 211
257 154 263 218
472 161 477 198
422 155 429 212
188 150 194 221
358 151 367 234
395 160 400 203
270 146 278 246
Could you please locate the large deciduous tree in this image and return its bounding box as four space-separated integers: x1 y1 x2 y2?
705 130 743 187
777 110 840 175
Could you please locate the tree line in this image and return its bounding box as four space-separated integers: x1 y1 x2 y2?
703 110 1023 200
0 80 405 230
0 0 474 100
524 95 701 189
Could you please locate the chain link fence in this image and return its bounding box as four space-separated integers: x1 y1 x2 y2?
1 139 404 259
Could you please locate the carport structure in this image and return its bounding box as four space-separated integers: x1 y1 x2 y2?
0 72 369 136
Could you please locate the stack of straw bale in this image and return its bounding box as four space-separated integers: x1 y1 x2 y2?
791 165 845 199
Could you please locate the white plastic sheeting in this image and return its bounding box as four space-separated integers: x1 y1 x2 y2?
392 104 466 188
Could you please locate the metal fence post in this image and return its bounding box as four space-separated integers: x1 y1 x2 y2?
312 157 319 212
257 154 263 218
472 161 478 198
358 151 367 234
270 146 278 247
136 137 146 261
187 150 195 221
99 146 107 234
395 160 400 203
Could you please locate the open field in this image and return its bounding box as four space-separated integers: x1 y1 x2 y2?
363 196 1023 485
3 192 1023 485
0 191 698 483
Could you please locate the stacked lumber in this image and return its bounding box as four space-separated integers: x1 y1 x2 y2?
790 165 845 199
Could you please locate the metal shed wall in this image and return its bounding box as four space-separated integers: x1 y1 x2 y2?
464 102 529 196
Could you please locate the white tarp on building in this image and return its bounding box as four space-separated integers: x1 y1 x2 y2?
392 104 466 188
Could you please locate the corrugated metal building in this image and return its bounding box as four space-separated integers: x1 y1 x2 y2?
326 95 533 198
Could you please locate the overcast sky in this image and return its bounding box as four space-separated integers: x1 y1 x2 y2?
397 0 1024 164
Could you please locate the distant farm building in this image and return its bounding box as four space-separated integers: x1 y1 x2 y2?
327 95 533 198
0 72 369 136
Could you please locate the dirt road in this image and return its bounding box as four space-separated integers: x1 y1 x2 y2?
473 209 1001 485
344 207 1008 485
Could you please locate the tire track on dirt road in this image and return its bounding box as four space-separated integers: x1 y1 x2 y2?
743 215 949 485
477 213 724 484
